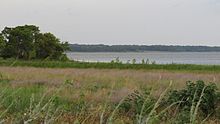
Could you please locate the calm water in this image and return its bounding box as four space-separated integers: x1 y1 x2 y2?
67 52 220 65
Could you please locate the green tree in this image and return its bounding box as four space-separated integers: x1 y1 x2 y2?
0 25 69 60
35 33 69 60
1 25 39 59
0 35 5 53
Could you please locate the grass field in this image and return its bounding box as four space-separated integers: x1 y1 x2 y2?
0 66 219 123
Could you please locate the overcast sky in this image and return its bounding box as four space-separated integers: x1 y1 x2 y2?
1 0 220 45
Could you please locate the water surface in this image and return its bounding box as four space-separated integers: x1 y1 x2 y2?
67 52 220 65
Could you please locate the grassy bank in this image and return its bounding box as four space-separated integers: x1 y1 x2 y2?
0 59 220 72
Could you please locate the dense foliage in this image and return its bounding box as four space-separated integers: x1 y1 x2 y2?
0 25 68 60
166 80 219 116
69 44 220 52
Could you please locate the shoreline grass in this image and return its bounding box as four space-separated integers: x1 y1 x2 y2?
0 59 220 72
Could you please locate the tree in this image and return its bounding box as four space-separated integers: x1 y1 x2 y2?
1 25 39 59
0 25 69 60
0 35 5 49
0 34 6 55
34 33 69 60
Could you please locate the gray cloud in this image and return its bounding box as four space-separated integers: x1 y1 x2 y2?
0 0 220 46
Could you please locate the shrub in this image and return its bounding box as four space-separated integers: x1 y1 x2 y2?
166 80 220 116
119 81 220 123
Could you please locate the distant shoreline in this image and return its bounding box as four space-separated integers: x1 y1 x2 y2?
69 44 220 52
67 51 220 53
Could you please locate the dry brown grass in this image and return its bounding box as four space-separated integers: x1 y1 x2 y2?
1 66 219 86
0 66 220 102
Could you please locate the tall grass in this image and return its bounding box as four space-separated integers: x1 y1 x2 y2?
190 86 206 124
145 81 173 124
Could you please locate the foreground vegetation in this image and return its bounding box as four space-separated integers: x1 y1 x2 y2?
0 71 219 123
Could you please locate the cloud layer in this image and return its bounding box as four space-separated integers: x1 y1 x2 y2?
0 0 220 45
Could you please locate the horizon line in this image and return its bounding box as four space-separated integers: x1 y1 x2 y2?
70 43 220 47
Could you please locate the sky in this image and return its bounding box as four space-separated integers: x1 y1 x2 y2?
0 0 220 46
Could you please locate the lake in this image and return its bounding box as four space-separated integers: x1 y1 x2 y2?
67 52 220 65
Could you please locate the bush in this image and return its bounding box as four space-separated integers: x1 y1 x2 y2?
166 80 220 116
119 80 220 123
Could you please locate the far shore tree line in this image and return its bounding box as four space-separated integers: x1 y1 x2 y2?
0 25 69 60
69 44 220 52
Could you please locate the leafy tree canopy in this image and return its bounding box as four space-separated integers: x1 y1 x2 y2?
0 35 5 50
0 25 69 60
